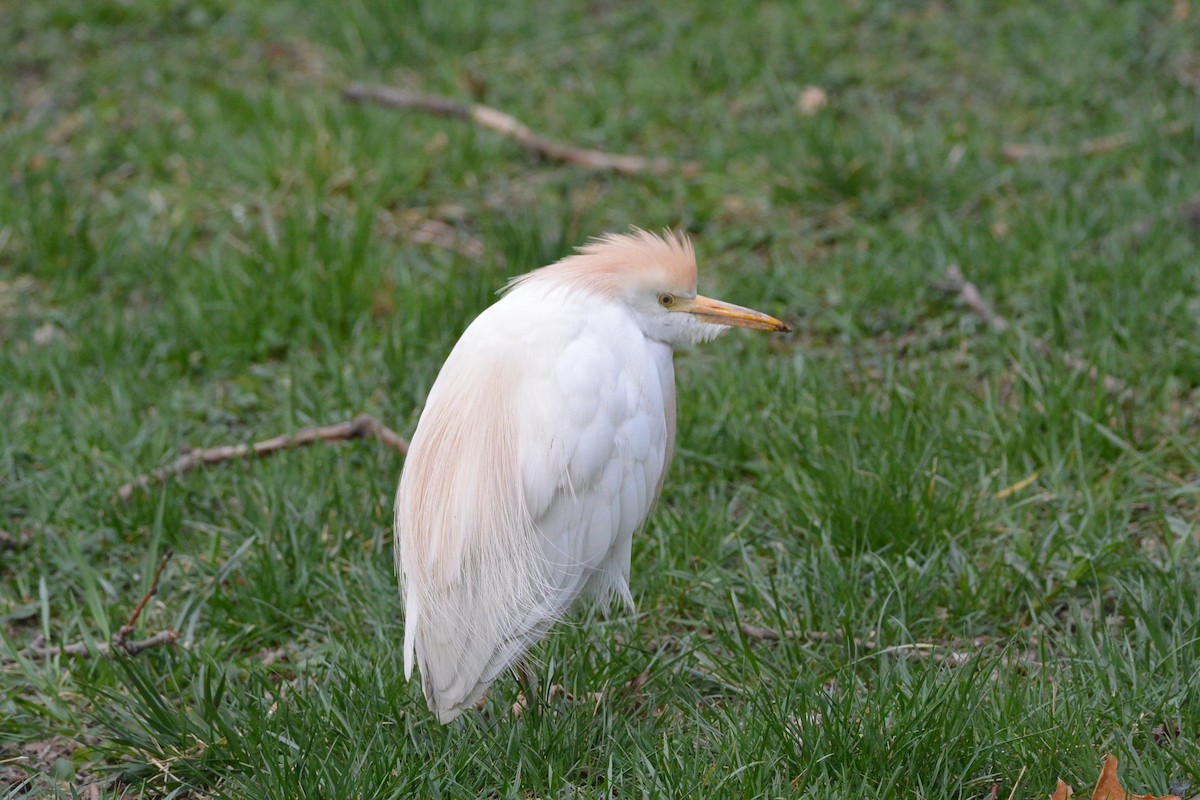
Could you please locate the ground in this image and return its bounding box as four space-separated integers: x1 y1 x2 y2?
2 0 1199 797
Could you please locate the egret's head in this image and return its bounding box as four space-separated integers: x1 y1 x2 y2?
505 228 791 346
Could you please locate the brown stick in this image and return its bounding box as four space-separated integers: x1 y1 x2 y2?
736 622 785 641
3 550 182 664
5 563 181 663
944 266 1008 332
6 630 179 662
117 414 408 501
113 549 174 649
342 83 697 177
936 267 1132 400
1002 120 1188 161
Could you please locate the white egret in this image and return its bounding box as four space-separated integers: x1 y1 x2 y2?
395 229 790 722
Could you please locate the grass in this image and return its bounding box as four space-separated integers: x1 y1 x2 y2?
2 0 1199 796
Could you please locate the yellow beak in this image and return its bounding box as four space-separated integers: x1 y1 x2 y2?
676 295 792 332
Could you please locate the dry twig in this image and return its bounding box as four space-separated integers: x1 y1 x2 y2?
935 266 1132 401
117 414 408 501
735 624 868 646
113 549 174 650
342 83 697 177
736 622 786 641
876 642 971 666
8 630 180 662
4 551 179 663
1002 120 1188 161
943 265 1008 332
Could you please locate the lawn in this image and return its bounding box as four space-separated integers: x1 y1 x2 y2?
2 0 1199 797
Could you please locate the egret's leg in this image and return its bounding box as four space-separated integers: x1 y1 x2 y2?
517 659 540 703
513 659 575 718
511 659 542 719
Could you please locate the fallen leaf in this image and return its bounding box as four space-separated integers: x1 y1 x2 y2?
1052 756 1181 800
1094 755 1180 800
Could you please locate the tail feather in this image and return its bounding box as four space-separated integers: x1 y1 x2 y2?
408 583 580 722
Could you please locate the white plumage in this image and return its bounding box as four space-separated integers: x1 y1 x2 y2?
394 230 789 722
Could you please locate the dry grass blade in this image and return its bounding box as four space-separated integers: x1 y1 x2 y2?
1007 764 1027 800
341 84 698 176
995 472 1039 501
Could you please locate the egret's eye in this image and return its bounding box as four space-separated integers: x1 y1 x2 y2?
658 293 675 308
